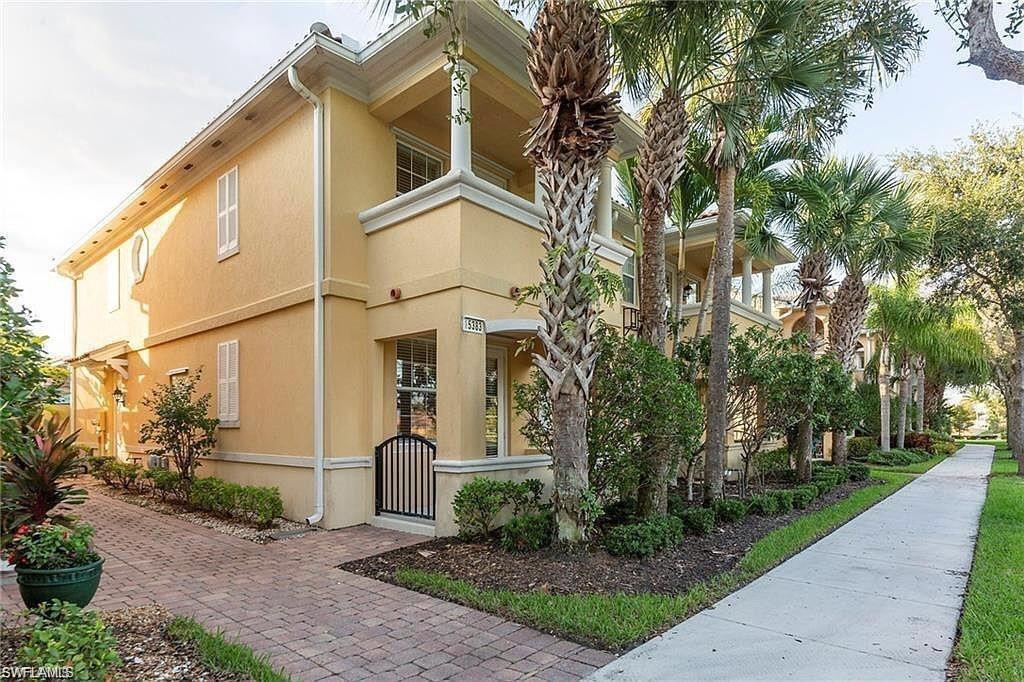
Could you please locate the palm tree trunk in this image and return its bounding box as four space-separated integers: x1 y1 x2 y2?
914 358 926 433
704 165 737 503
924 377 944 429
897 357 911 449
797 294 817 481
827 273 869 466
636 93 689 355
524 0 619 541
879 339 892 452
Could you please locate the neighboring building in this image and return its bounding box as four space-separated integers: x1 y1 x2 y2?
57 4 793 536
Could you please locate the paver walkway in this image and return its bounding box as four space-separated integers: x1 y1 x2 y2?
591 444 994 681
0 492 614 681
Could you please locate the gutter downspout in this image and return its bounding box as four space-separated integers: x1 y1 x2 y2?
288 66 326 525
70 276 79 428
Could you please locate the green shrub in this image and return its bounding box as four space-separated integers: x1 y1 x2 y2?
602 498 639 526
753 447 791 481
18 601 121 680
866 448 931 467
847 462 870 481
603 515 684 557
8 522 100 570
813 480 833 496
237 486 283 528
904 432 933 453
792 485 818 509
713 498 747 523
87 455 113 474
677 507 715 535
747 494 779 516
771 489 795 513
500 511 554 552
104 461 140 490
144 469 183 501
505 479 545 515
932 441 958 457
452 477 508 539
848 436 877 461
189 477 222 512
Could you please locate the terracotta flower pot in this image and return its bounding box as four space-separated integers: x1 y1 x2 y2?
15 558 104 609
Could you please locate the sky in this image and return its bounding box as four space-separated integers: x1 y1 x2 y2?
2 1 1022 360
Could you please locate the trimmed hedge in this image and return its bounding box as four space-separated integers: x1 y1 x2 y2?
713 498 748 523
849 436 877 461
792 485 818 509
500 511 554 552
677 507 715 536
847 462 870 481
747 494 779 516
771 489 795 513
603 516 685 557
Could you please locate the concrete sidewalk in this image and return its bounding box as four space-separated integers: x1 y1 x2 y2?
591 444 994 681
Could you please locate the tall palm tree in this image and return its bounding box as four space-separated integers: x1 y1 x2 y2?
524 0 619 542
772 158 930 464
867 282 922 452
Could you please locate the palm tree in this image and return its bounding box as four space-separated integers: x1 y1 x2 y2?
773 158 930 464
867 282 923 452
524 0 619 542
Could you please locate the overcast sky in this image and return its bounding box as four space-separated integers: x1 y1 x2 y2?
2 1 1022 359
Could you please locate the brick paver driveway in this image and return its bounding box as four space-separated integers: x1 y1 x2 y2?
1 493 614 681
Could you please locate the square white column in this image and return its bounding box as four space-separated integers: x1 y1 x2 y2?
762 267 773 315
596 158 613 238
741 256 753 305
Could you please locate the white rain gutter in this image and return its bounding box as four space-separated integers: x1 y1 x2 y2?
288 66 326 525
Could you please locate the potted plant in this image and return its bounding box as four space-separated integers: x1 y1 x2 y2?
8 522 104 608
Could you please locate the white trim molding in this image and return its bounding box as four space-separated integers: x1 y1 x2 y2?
677 300 781 329
484 318 542 335
206 451 371 469
433 454 552 474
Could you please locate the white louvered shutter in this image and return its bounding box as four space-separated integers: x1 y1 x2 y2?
217 168 239 257
217 340 239 425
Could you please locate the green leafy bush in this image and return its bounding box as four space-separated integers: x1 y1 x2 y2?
753 448 791 482
677 507 715 535
747 494 779 516
848 436 877 461
103 461 140 490
237 486 283 528
87 455 113 474
8 522 100 570
904 432 933 453
771 489 795 513
792 485 818 509
866 448 930 466
504 479 544 515
847 462 870 481
713 498 747 523
932 441 958 457
139 369 218 483
188 477 222 513
18 600 121 680
144 469 183 502
452 478 509 539
602 515 684 557
812 479 833 496
500 511 554 552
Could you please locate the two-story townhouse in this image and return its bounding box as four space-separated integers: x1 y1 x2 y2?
58 3 794 536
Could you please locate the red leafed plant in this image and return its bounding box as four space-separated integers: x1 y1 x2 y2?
1 413 87 545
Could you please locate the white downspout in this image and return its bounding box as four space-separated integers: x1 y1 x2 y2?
70 276 78 428
288 66 326 525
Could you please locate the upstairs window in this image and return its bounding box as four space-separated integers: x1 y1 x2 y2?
217 167 239 260
622 255 636 305
396 142 442 196
106 249 120 313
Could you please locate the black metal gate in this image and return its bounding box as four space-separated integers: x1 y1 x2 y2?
374 434 436 520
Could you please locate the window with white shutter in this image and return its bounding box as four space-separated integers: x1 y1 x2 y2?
106 249 120 312
217 340 240 427
217 167 239 260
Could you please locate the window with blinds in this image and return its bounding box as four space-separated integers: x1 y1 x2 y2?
396 337 437 441
217 340 240 427
396 142 442 196
485 355 500 457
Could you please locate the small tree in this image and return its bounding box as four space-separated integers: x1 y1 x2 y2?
139 370 218 484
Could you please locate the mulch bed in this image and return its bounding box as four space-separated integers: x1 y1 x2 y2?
342 479 873 596
0 604 241 681
82 476 317 545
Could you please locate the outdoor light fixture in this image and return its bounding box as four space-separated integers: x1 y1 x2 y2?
112 386 125 407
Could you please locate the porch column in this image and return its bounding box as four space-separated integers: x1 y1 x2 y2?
436 316 486 461
762 266 774 315
596 157 613 238
446 59 478 174
741 256 753 305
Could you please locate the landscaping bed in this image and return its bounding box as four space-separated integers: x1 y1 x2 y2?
83 476 315 545
0 604 278 681
344 477 873 597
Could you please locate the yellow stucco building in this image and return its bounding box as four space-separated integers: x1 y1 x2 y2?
58 4 792 536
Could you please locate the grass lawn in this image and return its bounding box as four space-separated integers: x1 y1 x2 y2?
167 616 291 682
953 444 1024 680
396 470 913 651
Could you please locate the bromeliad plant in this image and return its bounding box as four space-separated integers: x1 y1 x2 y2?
7 522 100 570
1 414 87 546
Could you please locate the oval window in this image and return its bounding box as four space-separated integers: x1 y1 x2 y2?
131 231 149 283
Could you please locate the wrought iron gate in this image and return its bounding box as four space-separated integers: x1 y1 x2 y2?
374 434 436 520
